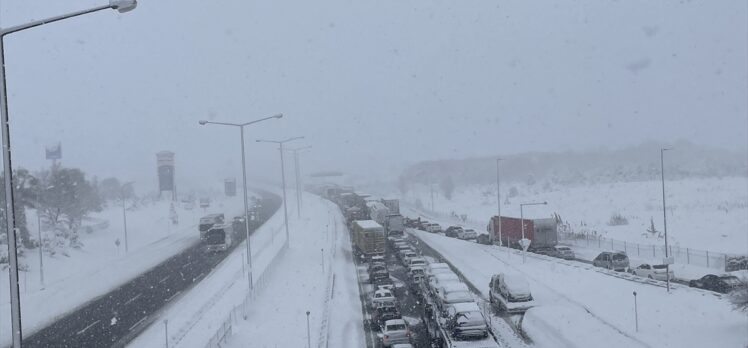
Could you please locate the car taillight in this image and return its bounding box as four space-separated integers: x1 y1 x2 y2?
406 331 411 337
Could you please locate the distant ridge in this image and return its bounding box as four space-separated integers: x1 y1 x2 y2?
399 140 748 187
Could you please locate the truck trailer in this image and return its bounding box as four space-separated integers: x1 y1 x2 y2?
350 220 386 257
487 216 557 250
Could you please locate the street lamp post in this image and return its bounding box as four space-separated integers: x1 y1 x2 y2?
199 114 283 291
495 158 503 246
520 201 547 263
257 137 304 248
0 1 138 345
121 181 134 253
285 146 312 218
661 148 672 292
34 185 53 289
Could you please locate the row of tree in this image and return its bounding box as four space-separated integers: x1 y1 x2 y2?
1 165 132 249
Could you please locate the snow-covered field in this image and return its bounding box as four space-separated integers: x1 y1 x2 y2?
397 177 748 254
0 194 245 343
132 192 366 348
411 229 748 348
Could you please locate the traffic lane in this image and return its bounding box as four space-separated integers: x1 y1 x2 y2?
24 194 281 347
387 255 430 347
24 244 212 347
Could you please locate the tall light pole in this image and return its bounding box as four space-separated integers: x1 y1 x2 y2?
661 147 672 292
285 146 312 218
121 181 134 253
520 201 547 263
34 185 54 289
257 137 304 248
495 158 503 246
199 114 283 291
0 1 137 345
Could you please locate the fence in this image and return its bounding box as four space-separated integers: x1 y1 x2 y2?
559 232 747 272
203 241 289 348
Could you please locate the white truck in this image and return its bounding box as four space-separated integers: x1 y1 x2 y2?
368 201 405 237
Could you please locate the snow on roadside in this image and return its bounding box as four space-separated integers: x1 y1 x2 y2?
225 194 366 348
130 192 366 348
128 189 289 348
0 195 246 344
397 177 748 254
404 203 735 280
411 229 748 348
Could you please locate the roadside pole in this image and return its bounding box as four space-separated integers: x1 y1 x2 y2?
306 311 311 348
633 291 639 332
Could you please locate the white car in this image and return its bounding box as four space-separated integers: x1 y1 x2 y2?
406 257 427 270
429 272 460 295
400 250 418 264
458 228 478 240
426 223 442 233
426 263 451 276
630 264 674 281
379 319 410 347
372 288 396 308
489 273 534 313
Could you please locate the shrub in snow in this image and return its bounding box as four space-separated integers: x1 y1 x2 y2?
440 176 455 200
729 282 748 313
608 212 629 226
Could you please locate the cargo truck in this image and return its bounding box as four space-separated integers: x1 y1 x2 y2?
199 213 225 240
351 220 386 258
487 216 558 250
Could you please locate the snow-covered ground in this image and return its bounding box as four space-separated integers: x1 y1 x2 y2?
402 201 739 280
131 192 366 348
411 229 748 348
0 194 246 343
397 177 748 254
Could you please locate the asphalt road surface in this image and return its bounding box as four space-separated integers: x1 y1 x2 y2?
351 236 431 348
23 191 281 348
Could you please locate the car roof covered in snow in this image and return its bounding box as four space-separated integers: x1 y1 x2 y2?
504 275 531 294
428 263 450 271
449 301 481 313
441 282 469 292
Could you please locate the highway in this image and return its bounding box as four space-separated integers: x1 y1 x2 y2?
23 192 281 348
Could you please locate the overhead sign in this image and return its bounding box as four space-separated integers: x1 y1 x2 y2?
157 151 176 193
224 178 237 197
45 143 62 160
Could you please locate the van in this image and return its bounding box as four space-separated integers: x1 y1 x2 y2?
593 251 630 271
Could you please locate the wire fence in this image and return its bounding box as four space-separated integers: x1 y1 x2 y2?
204 241 289 348
559 231 748 272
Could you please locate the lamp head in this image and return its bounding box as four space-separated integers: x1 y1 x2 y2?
273 114 283 119
198 120 208 125
110 0 137 13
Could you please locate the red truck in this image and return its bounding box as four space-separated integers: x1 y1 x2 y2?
487 216 558 250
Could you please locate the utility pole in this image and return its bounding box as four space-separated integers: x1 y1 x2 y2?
661 148 672 292
495 158 502 246
257 137 304 248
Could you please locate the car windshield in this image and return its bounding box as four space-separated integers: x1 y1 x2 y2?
0 2 743 348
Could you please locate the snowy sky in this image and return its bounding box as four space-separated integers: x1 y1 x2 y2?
0 0 746 191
